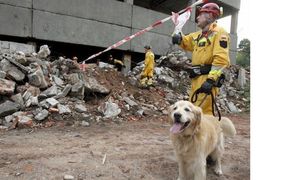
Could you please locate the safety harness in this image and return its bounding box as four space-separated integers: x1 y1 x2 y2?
187 64 212 78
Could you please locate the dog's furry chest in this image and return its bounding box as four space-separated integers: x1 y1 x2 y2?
172 131 219 158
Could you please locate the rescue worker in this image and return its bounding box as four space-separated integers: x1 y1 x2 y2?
108 55 125 71
172 2 230 115
140 45 155 88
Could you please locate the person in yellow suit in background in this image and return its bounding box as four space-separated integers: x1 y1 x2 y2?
140 45 155 88
108 55 125 71
172 2 230 115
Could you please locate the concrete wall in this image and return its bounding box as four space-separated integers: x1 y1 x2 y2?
0 0 238 63
0 3 32 37
0 0 196 56
32 10 131 50
33 0 132 27
0 0 32 8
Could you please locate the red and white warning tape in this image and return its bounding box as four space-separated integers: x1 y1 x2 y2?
83 0 208 63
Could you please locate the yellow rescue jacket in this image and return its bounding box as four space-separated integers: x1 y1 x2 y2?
114 59 124 66
180 22 230 76
141 51 155 77
180 23 230 114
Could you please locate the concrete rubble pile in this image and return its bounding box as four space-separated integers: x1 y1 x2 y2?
128 50 250 113
0 46 249 131
0 45 110 130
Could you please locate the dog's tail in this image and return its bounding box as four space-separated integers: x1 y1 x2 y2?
220 117 236 137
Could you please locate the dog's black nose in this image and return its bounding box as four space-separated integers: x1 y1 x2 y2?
174 113 182 123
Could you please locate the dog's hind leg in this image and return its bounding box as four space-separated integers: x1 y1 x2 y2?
210 134 224 176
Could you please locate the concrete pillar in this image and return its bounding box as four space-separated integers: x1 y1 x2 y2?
230 10 239 34
124 0 134 5
190 0 196 22
122 54 132 76
229 10 239 65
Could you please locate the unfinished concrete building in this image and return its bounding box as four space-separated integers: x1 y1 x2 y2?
0 0 240 68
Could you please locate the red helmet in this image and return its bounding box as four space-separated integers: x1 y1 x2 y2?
199 3 221 19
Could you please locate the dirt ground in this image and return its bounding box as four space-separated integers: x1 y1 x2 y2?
0 112 249 180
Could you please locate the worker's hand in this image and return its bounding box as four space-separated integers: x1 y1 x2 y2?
172 33 182 45
200 79 215 94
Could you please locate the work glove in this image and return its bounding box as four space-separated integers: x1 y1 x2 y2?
172 33 182 45
199 78 215 94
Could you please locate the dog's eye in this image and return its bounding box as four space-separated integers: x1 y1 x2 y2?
173 106 177 110
185 108 190 112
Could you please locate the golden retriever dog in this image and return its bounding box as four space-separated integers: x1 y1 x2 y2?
169 100 236 180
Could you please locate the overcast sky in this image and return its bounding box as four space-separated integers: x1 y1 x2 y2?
217 0 250 45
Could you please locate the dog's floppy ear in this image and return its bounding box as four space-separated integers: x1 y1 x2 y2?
192 104 202 126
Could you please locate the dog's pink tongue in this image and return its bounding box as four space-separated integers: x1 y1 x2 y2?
170 123 182 134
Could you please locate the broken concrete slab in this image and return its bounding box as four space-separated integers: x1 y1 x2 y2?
0 78 15 95
39 100 50 109
84 76 110 94
37 45 50 59
55 84 72 99
22 91 32 103
227 102 239 113
238 68 247 89
0 59 25 81
81 121 90 127
15 51 27 65
52 75 64 86
41 85 58 97
30 96 39 106
57 104 71 114
75 104 87 113
4 115 14 123
67 73 80 84
70 81 84 100
25 85 41 97
123 97 138 107
10 93 25 109
46 98 59 107
17 115 33 128
100 101 121 118
0 70 6 78
34 109 49 121
27 63 48 89
0 101 20 117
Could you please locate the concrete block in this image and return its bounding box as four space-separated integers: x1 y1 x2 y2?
0 0 32 8
0 41 35 54
33 10 131 50
0 4 31 37
33 0 132 27
0 78 15 95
